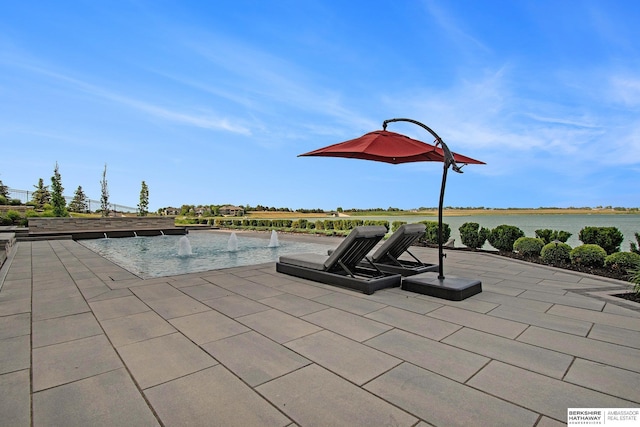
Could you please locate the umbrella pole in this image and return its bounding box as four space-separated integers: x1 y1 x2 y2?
378 118 482 300
438 162 448 280
383 118 459 280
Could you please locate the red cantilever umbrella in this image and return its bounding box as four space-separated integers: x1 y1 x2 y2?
300 129 484 166
299 118 484 296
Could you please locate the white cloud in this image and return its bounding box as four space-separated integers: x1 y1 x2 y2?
9 58 252 135
422 0 491 55
609 76 640 107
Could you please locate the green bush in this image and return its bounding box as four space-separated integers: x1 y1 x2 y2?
363 220 390 231
488 225 524 252
630 232 640 254
5 210 22 225
459 222 489 249
540 242 571 265
578 226 624 255
419 221 450 245
570 244 607 267
391 221 407 232
604 252 640 273
513 237 545 257
535 229 572 244
0 195 6 205
629 266 640 296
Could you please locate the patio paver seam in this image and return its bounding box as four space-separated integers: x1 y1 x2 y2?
30 366 124 394
4 236 640 426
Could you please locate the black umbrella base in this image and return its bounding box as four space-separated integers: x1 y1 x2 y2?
401 272 482 301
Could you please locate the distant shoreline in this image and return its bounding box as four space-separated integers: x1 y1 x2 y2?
246 208 639 219
436 208 640 216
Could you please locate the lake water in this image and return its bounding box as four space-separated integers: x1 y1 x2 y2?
79 231 332 278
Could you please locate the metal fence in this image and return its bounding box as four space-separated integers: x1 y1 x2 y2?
6 188 138 213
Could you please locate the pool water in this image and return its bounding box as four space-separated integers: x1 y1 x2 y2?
79 231 332 279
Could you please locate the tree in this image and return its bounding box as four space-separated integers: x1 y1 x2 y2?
69 185 88 213
100 164 109 217
50 162 67 217
137 181 149 216
31 178 51 208
0 180 8 198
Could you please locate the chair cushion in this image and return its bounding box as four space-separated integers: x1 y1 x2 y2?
279 253 328 270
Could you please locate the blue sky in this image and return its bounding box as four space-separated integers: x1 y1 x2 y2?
1 1 639 211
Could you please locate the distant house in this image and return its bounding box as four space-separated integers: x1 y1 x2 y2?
164 207 180 216
194 206 209 217
219 205 245 216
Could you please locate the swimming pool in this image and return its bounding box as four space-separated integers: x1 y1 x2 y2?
79 231 333 279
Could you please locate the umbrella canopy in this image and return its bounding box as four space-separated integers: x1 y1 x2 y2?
298 118 485 285
299 130 485 166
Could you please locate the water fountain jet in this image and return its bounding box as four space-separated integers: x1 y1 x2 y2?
227 232 238 252
178 236 192 256
268 230 279 248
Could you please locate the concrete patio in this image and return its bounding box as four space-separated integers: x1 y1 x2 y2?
1 232 639 426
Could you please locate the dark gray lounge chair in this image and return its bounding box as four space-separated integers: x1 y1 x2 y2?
276 226 401 294
367 223 437 276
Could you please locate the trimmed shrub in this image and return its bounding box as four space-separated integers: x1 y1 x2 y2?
391 221 407 232
578 226 624 255
459 222 489 249
540 242 571 265
5 210 22 225
604 252 640 273
570 244 607 267
630 266 640 296
419 221 451 245
364 220 390 231
488 225 524 252
513 237 544 257
630 232 640 254
535 229 572 244
0 195 6 205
